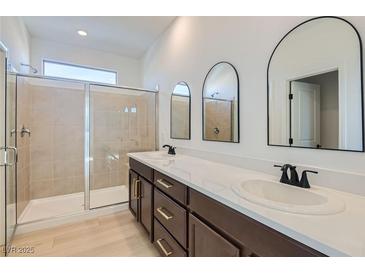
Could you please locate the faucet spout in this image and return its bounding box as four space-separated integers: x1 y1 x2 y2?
162 144 176 155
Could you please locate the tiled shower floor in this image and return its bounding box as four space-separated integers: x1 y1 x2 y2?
18 185 128 224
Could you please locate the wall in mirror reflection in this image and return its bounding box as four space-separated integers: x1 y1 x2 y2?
171 82 190 139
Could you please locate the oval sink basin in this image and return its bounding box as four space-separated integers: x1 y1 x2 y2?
232 180 345 215
141 152 175 161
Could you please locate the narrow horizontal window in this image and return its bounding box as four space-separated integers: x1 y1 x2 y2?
43 60 117 85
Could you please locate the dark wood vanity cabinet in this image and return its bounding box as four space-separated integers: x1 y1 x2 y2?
189 189 324 257
128 159 154 238
189 214 240 257
140 177 153 234
128 170 139 219
129 158 325 257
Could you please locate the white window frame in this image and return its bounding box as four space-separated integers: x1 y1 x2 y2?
42 59 118 85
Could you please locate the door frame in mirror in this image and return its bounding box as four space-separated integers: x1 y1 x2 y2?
267 16 364 152
202 61 240 143
170 81 191 140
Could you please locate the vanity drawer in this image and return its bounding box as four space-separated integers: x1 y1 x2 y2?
189 189 324 257
129 158 154 182
154 171 188 205
154 219 187 257
154 188 187 248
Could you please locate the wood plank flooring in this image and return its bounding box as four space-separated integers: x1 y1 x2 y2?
9 210 160 257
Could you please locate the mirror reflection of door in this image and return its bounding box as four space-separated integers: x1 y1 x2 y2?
291 81 320 148
290 70 339 149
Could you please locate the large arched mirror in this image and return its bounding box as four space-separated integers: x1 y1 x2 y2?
202 62 239 142
171 81 191 139
268 17 364 152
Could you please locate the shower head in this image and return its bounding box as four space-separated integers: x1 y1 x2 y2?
20 63 38 74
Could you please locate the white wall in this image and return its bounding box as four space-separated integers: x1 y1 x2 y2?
30 38 142 87
142 17 365 185
0 17 31 73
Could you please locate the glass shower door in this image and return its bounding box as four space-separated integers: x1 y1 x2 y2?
89 84 156 209
0 43 7 256
15 77 85 224
5 74 16 247
1 45 17 256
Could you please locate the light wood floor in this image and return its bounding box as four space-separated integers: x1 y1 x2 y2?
9 210 160 257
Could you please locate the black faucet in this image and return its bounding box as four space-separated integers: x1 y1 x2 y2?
274 164 318 188
162 144 176 155
273 164 291 184
299 170 318 188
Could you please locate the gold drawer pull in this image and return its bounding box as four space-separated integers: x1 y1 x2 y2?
156 178 173 189
133 179 140 198
156 239 172 256
156 207 173 220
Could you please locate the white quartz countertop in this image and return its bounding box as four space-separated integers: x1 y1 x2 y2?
128 151 365 256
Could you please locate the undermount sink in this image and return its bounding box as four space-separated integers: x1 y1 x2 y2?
232 179 345 215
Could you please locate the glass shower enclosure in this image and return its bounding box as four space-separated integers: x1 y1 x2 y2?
10 74 157 226
89 84 156 209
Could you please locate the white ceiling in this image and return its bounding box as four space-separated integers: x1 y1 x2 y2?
22 16 176 58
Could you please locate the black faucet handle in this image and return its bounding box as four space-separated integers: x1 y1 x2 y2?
273 164 283 170
300 170 318 188
273 164 290 184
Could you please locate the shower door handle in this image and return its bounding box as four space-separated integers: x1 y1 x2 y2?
0 146 17 167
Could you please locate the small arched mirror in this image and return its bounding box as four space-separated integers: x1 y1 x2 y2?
202 62 239 142
171 81 191 139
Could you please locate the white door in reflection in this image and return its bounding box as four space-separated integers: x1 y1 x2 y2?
291 81 320 148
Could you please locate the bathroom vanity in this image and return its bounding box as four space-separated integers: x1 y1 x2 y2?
128 152 344 257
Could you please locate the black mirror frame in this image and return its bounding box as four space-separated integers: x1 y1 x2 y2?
267 16 364 152
170 81 191 140
202 61 240 143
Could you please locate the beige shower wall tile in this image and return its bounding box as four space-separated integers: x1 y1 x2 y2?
53 159 84 179
30 144 53 162
16 80 32 217
54 125 84 145
30 123 54 146
30 179 54 199
53 177 76 196
28 85 85 199
73 176 85 193
31 109 55 125
54 107 84 126
17 146 30 170
31 87 55 112
55 89 84 109
31 161 53 181
53 142 83 161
